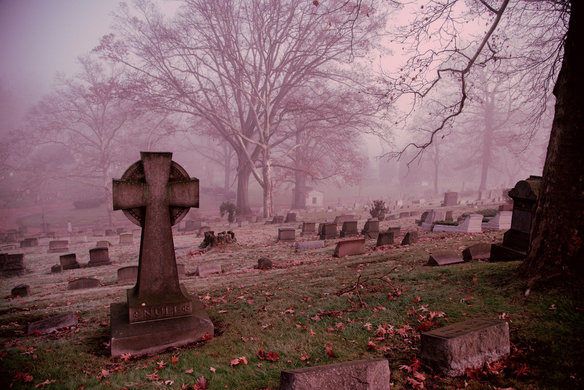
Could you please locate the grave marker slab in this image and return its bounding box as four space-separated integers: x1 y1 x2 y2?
50 264 62 273
117 266 139 284
27 313 77 335
88 247 111 267
278 228 296 241
48 240 69 253
401 231 418 245
96 240 111 247
285 212 297 223
319 223 337 240
280 359 390 390
442 191 459 206
427 251 464 266
20 238 38 248
462 243 492 261
333 238 366 257
257 257 273 270
110 152 213 357
340 221 359 237
421 318 510 376
301 222 316 236
68 277 100 290
295 240 325 251
376 231 394 247
361 219 379 239
0 253 25 277
119 233 134 245
60 253 80 270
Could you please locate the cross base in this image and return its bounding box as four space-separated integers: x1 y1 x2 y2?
126 286 193 324
110 298 214 357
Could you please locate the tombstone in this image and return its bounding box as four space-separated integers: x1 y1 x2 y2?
401 231 418 246
462 243 492 261
361 219 379 239
87 247 112 267
442 191 459 206
421 318 510 376
119 233 134 245
278 228 296 241
117 266 139 284
0 253 25 277
319 223 337 240
257 257 273 270
285 212 297 223
47 240 69 253
197 263 222 277
184 219 201 232
334 238 366 257
416 211 429 226
376 232 394 247
340 221 359 237
482 211 512 231
445 211 454 222
295 240 325 251
20 238 38 248
59 253 80 270
433 214 483 233
301 222 316 236
11 284 29 297
96 240 111 247
50 264 62 273
272 215 285 224
68 277 100 290
427 250 464 266
387 226 401 236
420 210 446 230
490 176 541 261
110 152 213 357
27 313 78 335
280 359 390 390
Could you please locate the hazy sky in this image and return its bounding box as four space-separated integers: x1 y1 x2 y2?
0 0 119 109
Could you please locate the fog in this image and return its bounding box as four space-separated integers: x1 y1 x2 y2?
0 0 556 230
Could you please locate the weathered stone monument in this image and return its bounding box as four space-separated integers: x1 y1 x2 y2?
442 191 459 206
340 221 359 237
301 222 316 236
109 152 213 356
47 240 69 253
319 222 337 240
59 253 80 270
87 247 111 267
285 212 297 223
361 219 380 239
0 253 25 277
490 176 541 261
278 227 296 241
119 233 134 245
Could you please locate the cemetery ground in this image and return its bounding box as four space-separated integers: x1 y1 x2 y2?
1 215 583 389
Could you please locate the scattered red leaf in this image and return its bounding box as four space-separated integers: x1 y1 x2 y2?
146 372 160 381
257 349 280 362
193 376 208 390
171 355 180 365
230 356 248 367
325 343 336 358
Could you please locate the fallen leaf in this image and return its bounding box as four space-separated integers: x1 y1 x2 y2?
156 360 166 370
193 376 208 390
209 367 216 373
35 379 56 388
146 372 160 381
230 356 248 366
120 353 132 362
300 353 310 361
325 343 335 358
171 355 179 365
185 368 194 374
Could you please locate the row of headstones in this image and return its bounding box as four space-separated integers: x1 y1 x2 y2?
417 208 512 233
44 234 135 254
50 246 112 273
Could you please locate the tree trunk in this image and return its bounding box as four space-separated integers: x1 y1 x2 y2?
293 169 307 209
262 148 273 218
479 93 494 193
236 160 252 216
522 1 584 280
224 149 232 199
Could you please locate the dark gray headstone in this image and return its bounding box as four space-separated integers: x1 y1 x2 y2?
427 251 463 266
340 221 359 237
27 313 78 335
88 247 111 267
278 228 296 241
257 257 273 270
462 243 492 261
376 232 394 247
68 277 100 290
320 223 337 240
361 219 379 239
401 231 418 245
60 253 80 270
11 284 29 297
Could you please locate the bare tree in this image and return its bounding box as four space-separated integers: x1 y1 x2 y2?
97 0 386 217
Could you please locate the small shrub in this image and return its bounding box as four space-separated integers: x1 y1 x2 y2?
220 201 237 223
369 200 388 220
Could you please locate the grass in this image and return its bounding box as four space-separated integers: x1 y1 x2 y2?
1 213 582 389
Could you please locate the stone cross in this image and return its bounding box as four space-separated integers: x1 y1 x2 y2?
112 152 199 323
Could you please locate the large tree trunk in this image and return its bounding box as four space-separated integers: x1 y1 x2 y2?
236 160 252 216
223 149 232 199
522 1 584 280
261 148 273 218
479 95 494 193
292 169 307 209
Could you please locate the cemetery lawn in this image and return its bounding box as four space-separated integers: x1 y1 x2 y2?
1 225 583 389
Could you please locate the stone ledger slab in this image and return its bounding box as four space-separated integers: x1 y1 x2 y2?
334 238 366 257
462 243 492 261
421 318 510 376
28 313 78 335
427 251 463 266
280 358 390 390
68 277 100 290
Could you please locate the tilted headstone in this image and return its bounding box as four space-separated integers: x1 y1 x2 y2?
301 222 316 236
376 231 394 247
28 313 78 335
280 359 390 390
285 212 297 223
119 233 134 245
361 219 379 239
462 243 492 261
0 253 25 277
60 253 80 270
319 223 337 240
117 266 139 284
278 228 296 241
257 257 273 270
110 152 213 356
442 191 458 206
11 284 29 297
295 240 325 251
421 318 510 376
427 250 464 266
340 221 359 237
490 176 541 261
401 231 418 245
47 240 69 253
333 238 366 257
88 247 111 267
68 277 100 290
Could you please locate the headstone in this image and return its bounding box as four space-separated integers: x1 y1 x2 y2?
445 211 454 222
197 263 222 277
47 240 69 253
427 250 464 266
401 231 418 245
490 176 541 261
285 212 297 223
301 222 316 236
119 233 134 245
421 318 510 376
376 231 394 247
68 277 100 290
110 152 213 356
96 240 111 247
361 219 379 239
20 238 38 248
117 266 139 284
295 240 325 251
280 359 390 390
340 221 359 237
462 243 492 261
482 211 512 231
272 215 285 224
257 257 273 270
433 213 483 233
442 191 458 206
416 211 429 226
278 228 296 241
87 247 112 267
59 253 80 270
51 264 62 273
0 253 25 277
11 284 29 297
333 238 366 257
319 223 337 240
421 210 446 230
27 313 78 335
